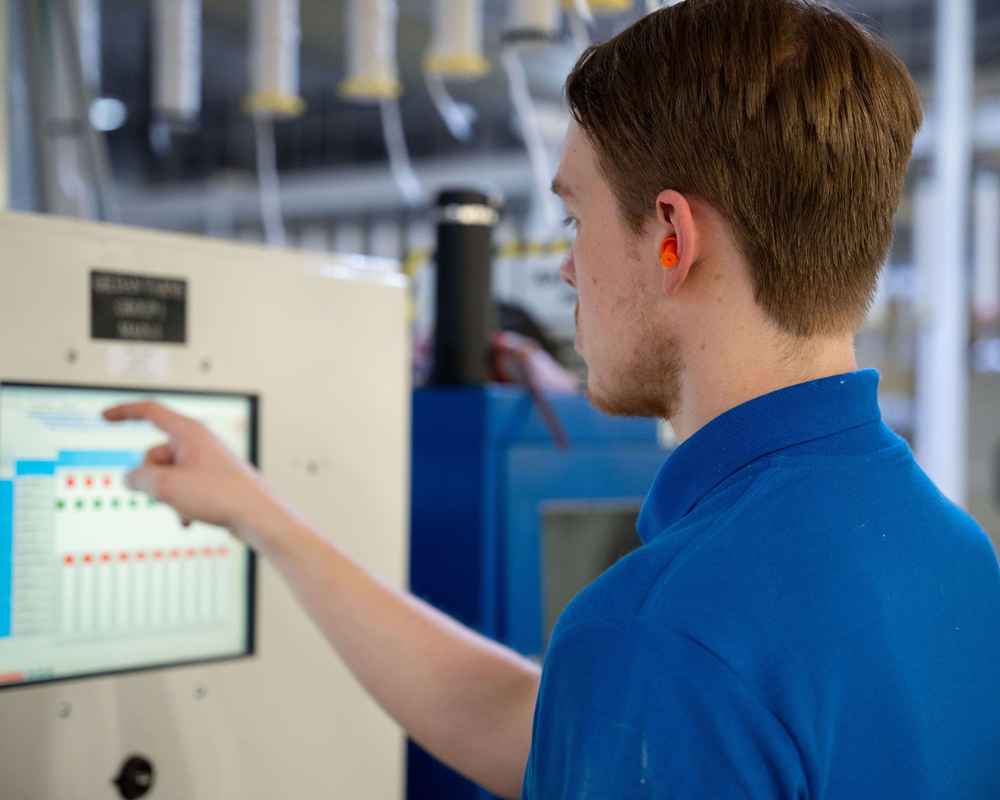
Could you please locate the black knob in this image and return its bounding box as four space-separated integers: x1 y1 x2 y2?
113 755 155 799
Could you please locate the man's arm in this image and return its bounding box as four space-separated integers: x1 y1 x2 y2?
260 510 539 799
103 401 539 800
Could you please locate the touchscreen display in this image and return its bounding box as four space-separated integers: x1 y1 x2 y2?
0 383 256 689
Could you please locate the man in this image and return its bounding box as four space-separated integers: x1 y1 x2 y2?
105 1 1000 797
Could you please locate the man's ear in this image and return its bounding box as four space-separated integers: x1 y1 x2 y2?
655 189 699 297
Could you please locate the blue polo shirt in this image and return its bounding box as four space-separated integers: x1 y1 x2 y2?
523 370 1000 799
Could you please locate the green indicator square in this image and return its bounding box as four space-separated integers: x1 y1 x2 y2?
75 499 85 510
111 498 121 509
93 499 103 510
55 499 66 510
147 496 156 507
128 497 139 509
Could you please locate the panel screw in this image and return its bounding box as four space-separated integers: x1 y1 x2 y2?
194 685 208 701
66 349 79 364
306 460 319 475
57 701 72 719
199 359 212 373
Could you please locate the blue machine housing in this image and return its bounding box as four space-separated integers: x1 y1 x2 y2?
408 386 669 800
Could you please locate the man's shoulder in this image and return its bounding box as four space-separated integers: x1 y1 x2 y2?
551 466 771 635
564 443 995 642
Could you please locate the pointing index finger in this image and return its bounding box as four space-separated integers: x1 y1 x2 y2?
102 401 188 437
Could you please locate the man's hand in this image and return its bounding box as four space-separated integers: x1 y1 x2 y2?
102 401 284 548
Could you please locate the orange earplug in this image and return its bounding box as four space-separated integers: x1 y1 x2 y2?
659 235 679 269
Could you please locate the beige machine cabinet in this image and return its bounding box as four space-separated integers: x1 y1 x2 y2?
0 212 409 799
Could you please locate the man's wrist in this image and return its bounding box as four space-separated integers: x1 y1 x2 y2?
233 493 299 558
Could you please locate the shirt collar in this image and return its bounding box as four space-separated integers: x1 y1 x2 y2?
637 369 882 543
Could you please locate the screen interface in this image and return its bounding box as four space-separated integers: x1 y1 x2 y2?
0 383 256 689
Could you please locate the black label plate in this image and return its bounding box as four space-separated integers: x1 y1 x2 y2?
90 271 187 344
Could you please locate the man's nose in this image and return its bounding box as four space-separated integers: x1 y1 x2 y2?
559 254 576 289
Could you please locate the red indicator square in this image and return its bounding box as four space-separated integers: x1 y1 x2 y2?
170 549 180 559
84 476 94 489
66 476 76 488
83 553 94 564
202 547 214 557
186 548 196 558
102 476 112 489
63 554 75 565
119 552 129 562
153 550 164 560
100 553 111 563
136 551 146 561
217 547 229 557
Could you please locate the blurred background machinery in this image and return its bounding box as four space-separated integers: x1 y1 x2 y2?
7 0 1000 442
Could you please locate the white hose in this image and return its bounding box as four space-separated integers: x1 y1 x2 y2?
72 0 100 87
380 98 425 206
340 0 400 100
425 0 488 77
247 0 303 117
570 0 594 24
425 72 476 141
152 0 201 119
568 8 591 50
253 116 287 247
506 0 561 39
502 47 559 235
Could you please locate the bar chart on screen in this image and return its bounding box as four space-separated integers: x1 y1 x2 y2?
3 450 237 640
60 545 233 637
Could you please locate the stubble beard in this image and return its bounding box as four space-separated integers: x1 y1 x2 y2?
585 331 683 420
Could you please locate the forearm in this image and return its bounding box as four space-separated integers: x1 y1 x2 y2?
254 510 540 799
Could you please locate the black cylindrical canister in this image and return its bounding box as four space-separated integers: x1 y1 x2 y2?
430 188 501 385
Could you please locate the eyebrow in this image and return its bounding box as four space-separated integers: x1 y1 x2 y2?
550 177 574 199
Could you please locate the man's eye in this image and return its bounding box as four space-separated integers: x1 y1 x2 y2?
563 216 579 232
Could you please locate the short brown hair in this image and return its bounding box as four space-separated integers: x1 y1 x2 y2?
565 0 922 336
